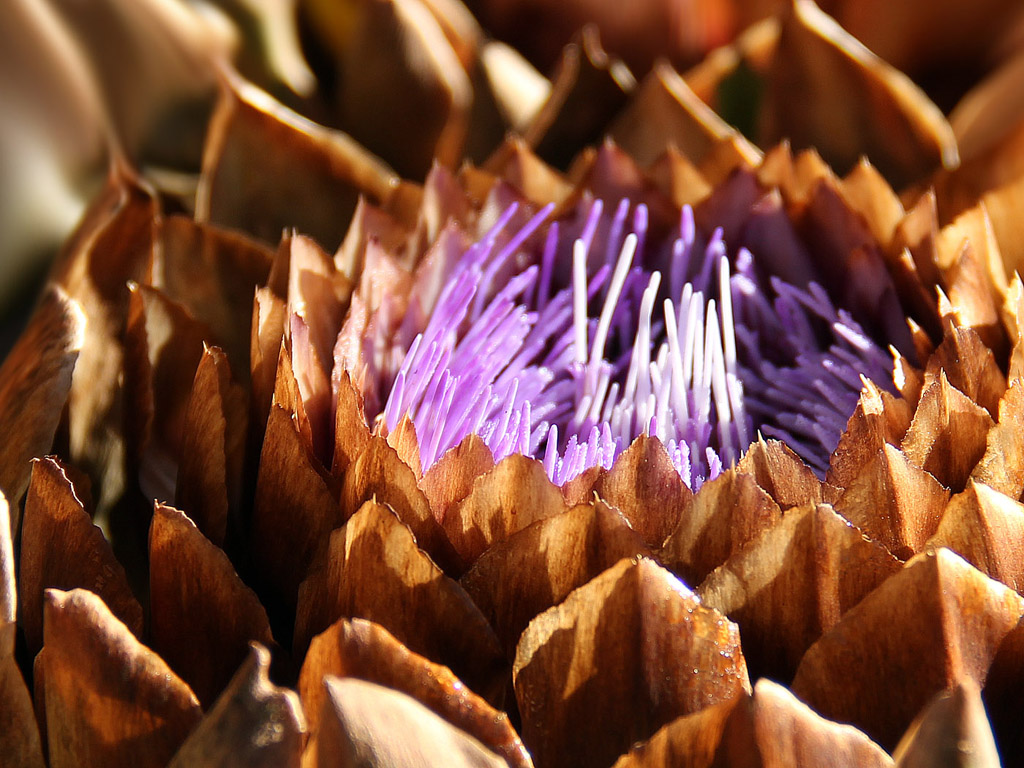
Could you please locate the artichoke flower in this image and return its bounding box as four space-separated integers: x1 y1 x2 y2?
4 0 1024 767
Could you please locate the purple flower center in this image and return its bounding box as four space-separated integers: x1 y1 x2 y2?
380 198 894 489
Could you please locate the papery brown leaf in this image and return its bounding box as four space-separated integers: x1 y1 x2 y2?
385 415 422 478
791 548 1024 750
892 188 943 290
660 467 781 587
514 558 748 768
840 158 905 247
0 286 83 529
976 167 1024 286
591 435 691 550
53 168 156 514
252 404 343 607
294 499 505 702
698 503 901 683
39 588 201 768
340 434 461 573
123 283 209 503
608 61 759 170
168 644 304 768
937 241 1007 356
567 141 680 225
0 492 45 768
617 678 893 767
762 0 957 187
485 137 571 207
461 500 650 657
20 457 143 655
523 26 635 171
1003 275 1024 382
982 614 1024 764
892 680 999 768
723 680 893 767
972 379 1024 499
560 464 605 506
156 216 274 376
901 372 994 491
834 443 949 560
149 503 275 707
333 0 472 179
419 433 494 523
645 147 713 209
250 287 287 432
299 618 531 768
927 481 1024 593
441 453 567 566
175 346 246 546
195 73 398 251
331 370 371 477
610 696 737 768
827 379 913 492
737 436 822 510
310 677 507 768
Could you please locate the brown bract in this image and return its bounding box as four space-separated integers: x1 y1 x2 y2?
299 617 531 768
294 499 506 703
149 503 276 707
660 465 781 587
38 588 202 768
513 557 749 768
309 677 507 768
834 443 949 560
891 680 1000 768
698 503 901 682
0 287 83 530
461 500 650 656
791 548 1024 750
168 644 305 768
614 679 893 768
19 457 142 656
195 73 399 251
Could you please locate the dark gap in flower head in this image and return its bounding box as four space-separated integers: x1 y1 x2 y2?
378 196 897 489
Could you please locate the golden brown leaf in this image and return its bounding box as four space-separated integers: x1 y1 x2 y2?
168 644 305 768
972 379 1024 499
441 453 567 566
592 435 691 550
419 434 494 524
791 548 1024 750
310 677 507 768
902 372 994 491
294 499 505 703
123 283 210 503
737 436 822 510
699 503 901 683
156 216 274 376
252 405 343 607
299 618 531 768
175 346 247 546
331 370 371 477
827 380 913 491
195 73 398 251
514 558 749 768
608 61 759 170
892 680 999 768
0 492 44 768
834 443 949 560
0 286 83 529
19 457 142 655
660 466 781 587
39 588 201 768
461 501 650 656
340 434 461 574
927 481 1024 593
762 0 957 187
149 503 275 707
